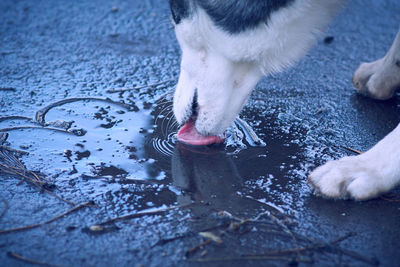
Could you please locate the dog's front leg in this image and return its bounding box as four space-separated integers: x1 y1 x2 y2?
352 28 400 100
308 123 400 200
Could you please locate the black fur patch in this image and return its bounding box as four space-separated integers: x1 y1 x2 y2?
197 0 295 33
169 0 191 24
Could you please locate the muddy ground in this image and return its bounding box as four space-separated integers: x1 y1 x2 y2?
0 0 400 266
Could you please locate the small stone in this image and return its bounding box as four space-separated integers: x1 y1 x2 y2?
89 225 104 231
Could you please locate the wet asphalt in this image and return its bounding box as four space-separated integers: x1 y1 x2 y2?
0 0 400 266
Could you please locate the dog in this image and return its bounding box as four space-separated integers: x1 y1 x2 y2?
168 0 400 200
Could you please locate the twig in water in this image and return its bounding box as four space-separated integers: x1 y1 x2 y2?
0 149 75 205
152 222 231 249
227 209 302 261
336 247 379 266
94 202 199 226
35 97 135 125
0 126 77 135
265 211 301 260
0 201 93 234
380 191 400 202
223 210 302 261
186 211 270 257
0 133 8 145
242 195 286 215
43 191 76 206
244 232 355 257
106 80 174 93
188 255 312 263
186 209 294 257
296 233 379 266
0 51 15 56
186 239 212 257
0 145 28 155
152 232 195 248
0 199 8 220
7 251 66 267
0 116 35 123
0 87 16 92
380 195 400 202
189 233 367 265
343 146 363 155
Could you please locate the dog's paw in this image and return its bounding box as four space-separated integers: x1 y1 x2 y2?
352 32 400 100
308 156 384 200
352 59 398 100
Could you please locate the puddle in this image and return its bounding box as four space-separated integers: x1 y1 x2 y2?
1 87 393 265
1 85 310 216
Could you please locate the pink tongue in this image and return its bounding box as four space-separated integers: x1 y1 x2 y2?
177 119 225 146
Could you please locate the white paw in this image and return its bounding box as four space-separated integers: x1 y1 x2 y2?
308 156 384 200
352 60 394 100
352 31 400 100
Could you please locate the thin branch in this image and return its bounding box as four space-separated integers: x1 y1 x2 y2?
34 97 134 125
185 209 297 257
0 126 76 135
0 145 29 155
241 196 286 215
337 247 379 266
244 233 354 257
152 222 230 248
0 132 8 145
343 146 363 155
0 201 93 234
95 202 199 226
0 116 35 123
43 190 76 206
267 211 301 260
296 233 379 266
188 255 311 263
151 232 194 248
0 149 75 205
7 252 66 267
0 199 8 220
380 193 400 202
0 87 16 91
186 240 212 256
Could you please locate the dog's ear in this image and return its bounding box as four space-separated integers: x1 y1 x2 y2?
169 0 191 25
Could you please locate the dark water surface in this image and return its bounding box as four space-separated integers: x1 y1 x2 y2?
1 0 400 266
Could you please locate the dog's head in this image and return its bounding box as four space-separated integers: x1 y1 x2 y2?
169 0 342 145
170 1 264 142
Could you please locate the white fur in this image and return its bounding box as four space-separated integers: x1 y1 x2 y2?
309 123 400 200
173 0 343 135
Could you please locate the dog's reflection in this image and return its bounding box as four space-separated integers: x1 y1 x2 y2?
171 144 257 216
